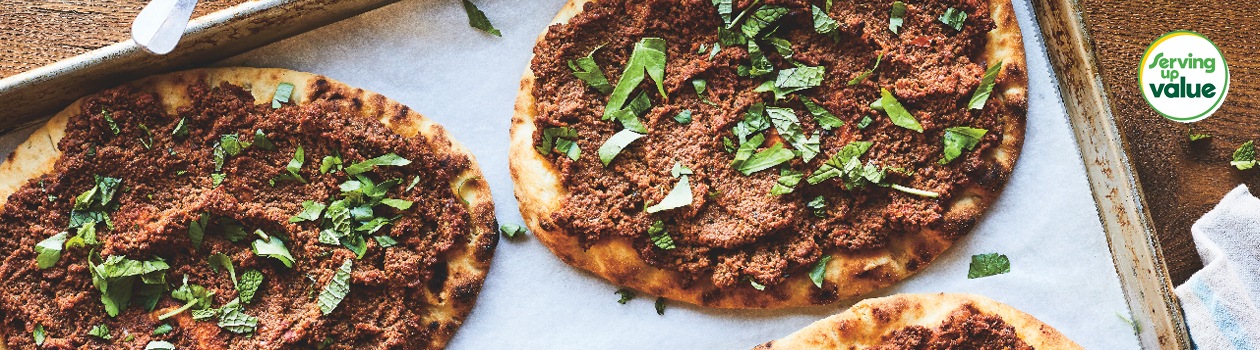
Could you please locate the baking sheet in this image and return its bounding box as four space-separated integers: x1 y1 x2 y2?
0 0 1141 348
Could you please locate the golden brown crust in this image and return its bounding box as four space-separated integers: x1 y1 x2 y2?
752 293 1083 349
0 67 497 349
510 0 1027 309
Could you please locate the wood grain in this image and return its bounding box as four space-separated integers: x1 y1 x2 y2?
0 0 246 78
1079 1 1260 284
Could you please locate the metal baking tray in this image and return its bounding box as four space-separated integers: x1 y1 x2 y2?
1032 0 1191 348
0 0 400 133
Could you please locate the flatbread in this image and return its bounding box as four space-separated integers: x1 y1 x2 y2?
753 293 1082 349
0 67 497 349
511 0 1028 308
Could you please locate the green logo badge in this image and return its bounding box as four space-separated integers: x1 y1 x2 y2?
1139 31 1229 122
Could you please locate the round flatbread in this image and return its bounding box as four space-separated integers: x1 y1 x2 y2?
0 67 497 349
754 293 1082 349
511 0 1027 308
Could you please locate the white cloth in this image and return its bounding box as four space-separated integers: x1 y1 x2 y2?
1176 185 1260 349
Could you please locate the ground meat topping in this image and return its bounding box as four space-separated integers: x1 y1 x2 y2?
0 81 473 349
530 0 1009 289
872 304 1034 349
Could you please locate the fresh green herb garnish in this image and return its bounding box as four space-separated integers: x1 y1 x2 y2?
208 252 238 288
102 111 121 135
598 129 645 166
737 142 796 175
670 162 694 178
969 61 1003 109
692 79 717 106
967 253 1011 279
807 141 873 185
616 289 636 304
731 133 766 169
188 213 209 249
319 259 354 316
344 153 410 176
889 1 907 34
732 104 772 143
940 126 988 164
272 83 294 109
216 299 259 334
674 110 693 124
809 255 833 288
849 54 884 85
145 340 176 350
857 116 873 129
172 117 189 139
290 200 327 223
374 235 399 248
1232 141 1256 170
499 224 528 238
35 231 68 269
645 176 693 213
749 279 766 291
801 97 844 130
90 253 170 317
1188 125 1212 142
806 195 827 217
320 155 343 174
158 275 214 321
647 220 676 250
604 38 668 120
33 324 46 346
238 269 264 304
138 123 154 149
712 0 734 26
811 4 840 39
270 145 307 186
939 7 967 31
770 168 803 195
741 6 788 38
152 323 173 335
877 88 923 132
251 236 294 268
655 297 667 315
766 107 821 162
63 175 122 250
537 127 582 161
758 66 825 99
461 0 501 36
252 129 276 151
88 324 111 340
747 40 775 77
569 45 613 94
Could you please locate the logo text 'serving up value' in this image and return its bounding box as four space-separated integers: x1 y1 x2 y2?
1139 31 1230 123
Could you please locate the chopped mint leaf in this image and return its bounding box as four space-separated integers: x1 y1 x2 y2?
252 129 276 151
604 38 668 120
373 235 399 248
647 220 676 250
598 129 645 166
89 253 170 317
692 79 717 105
319 259 354 315
801 97 844 130
616 289 636 304
320 155 343 174
88 324 111 339
857 116 873 129
806 195 827 217
158 275 214 321
737 142 795 175
152 323 173 335
269 145 307 186
967 253 1011 279
102 111 120 135
741 6 788 38
35 231 68 269
238 269 264 304
809 255 833 288
188 213 209 249
251 237 294 268
138 123 154 149
770 168 803 195
33 324 45 346
889 1 907 34
749 279 766 291
674 110 693 124
811 4 840 39
461 0 501 36
807 141 873 185
878 88 923 132
172 117 189 139
208 252 238 288
290 200 327 223
969 61 1003 109
537 127 582 161
499 224 528 238
272 83 294 109
731 133 766 169
747 40 774 77
711 0 734 26
940 126 988 164
344 153 411 175
645 176 693 213
569 45 613 94
939 7 967 31
849 54 884 85
766 106 821 162
379 198 413 210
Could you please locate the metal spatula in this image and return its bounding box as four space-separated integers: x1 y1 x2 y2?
131 0 199 54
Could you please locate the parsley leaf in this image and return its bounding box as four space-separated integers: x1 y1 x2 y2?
770 168 803 195
801 97 844 130
238 269 264 304
461 0 501 36
645 176 693 214
605 38 668 119
35 232 68 269
967 253 1011 279
569 45 613 94
737 142 795 175
88 324 111 339
889 1 907 34
345 153 410 176
940 126 988 164
877 88 923 132
674 110 693 124
616 289 636 304
290 200 327 223
499 224 528 238
251 236 294 268
939 7 967 31
848 54 883 85
319 259 354 315
647 221 676 250
598 129 645 166
1232 141 1256 170
809 255 833 288
969 61 1003 109
272 83 294 109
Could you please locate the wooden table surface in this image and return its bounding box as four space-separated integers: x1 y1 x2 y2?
1080 1 1260 284
2 0 1249 284
0 0 243 78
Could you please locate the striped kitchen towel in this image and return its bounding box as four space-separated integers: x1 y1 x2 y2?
1175 185 1260 349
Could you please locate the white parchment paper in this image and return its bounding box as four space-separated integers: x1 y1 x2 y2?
0 0 1142 348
